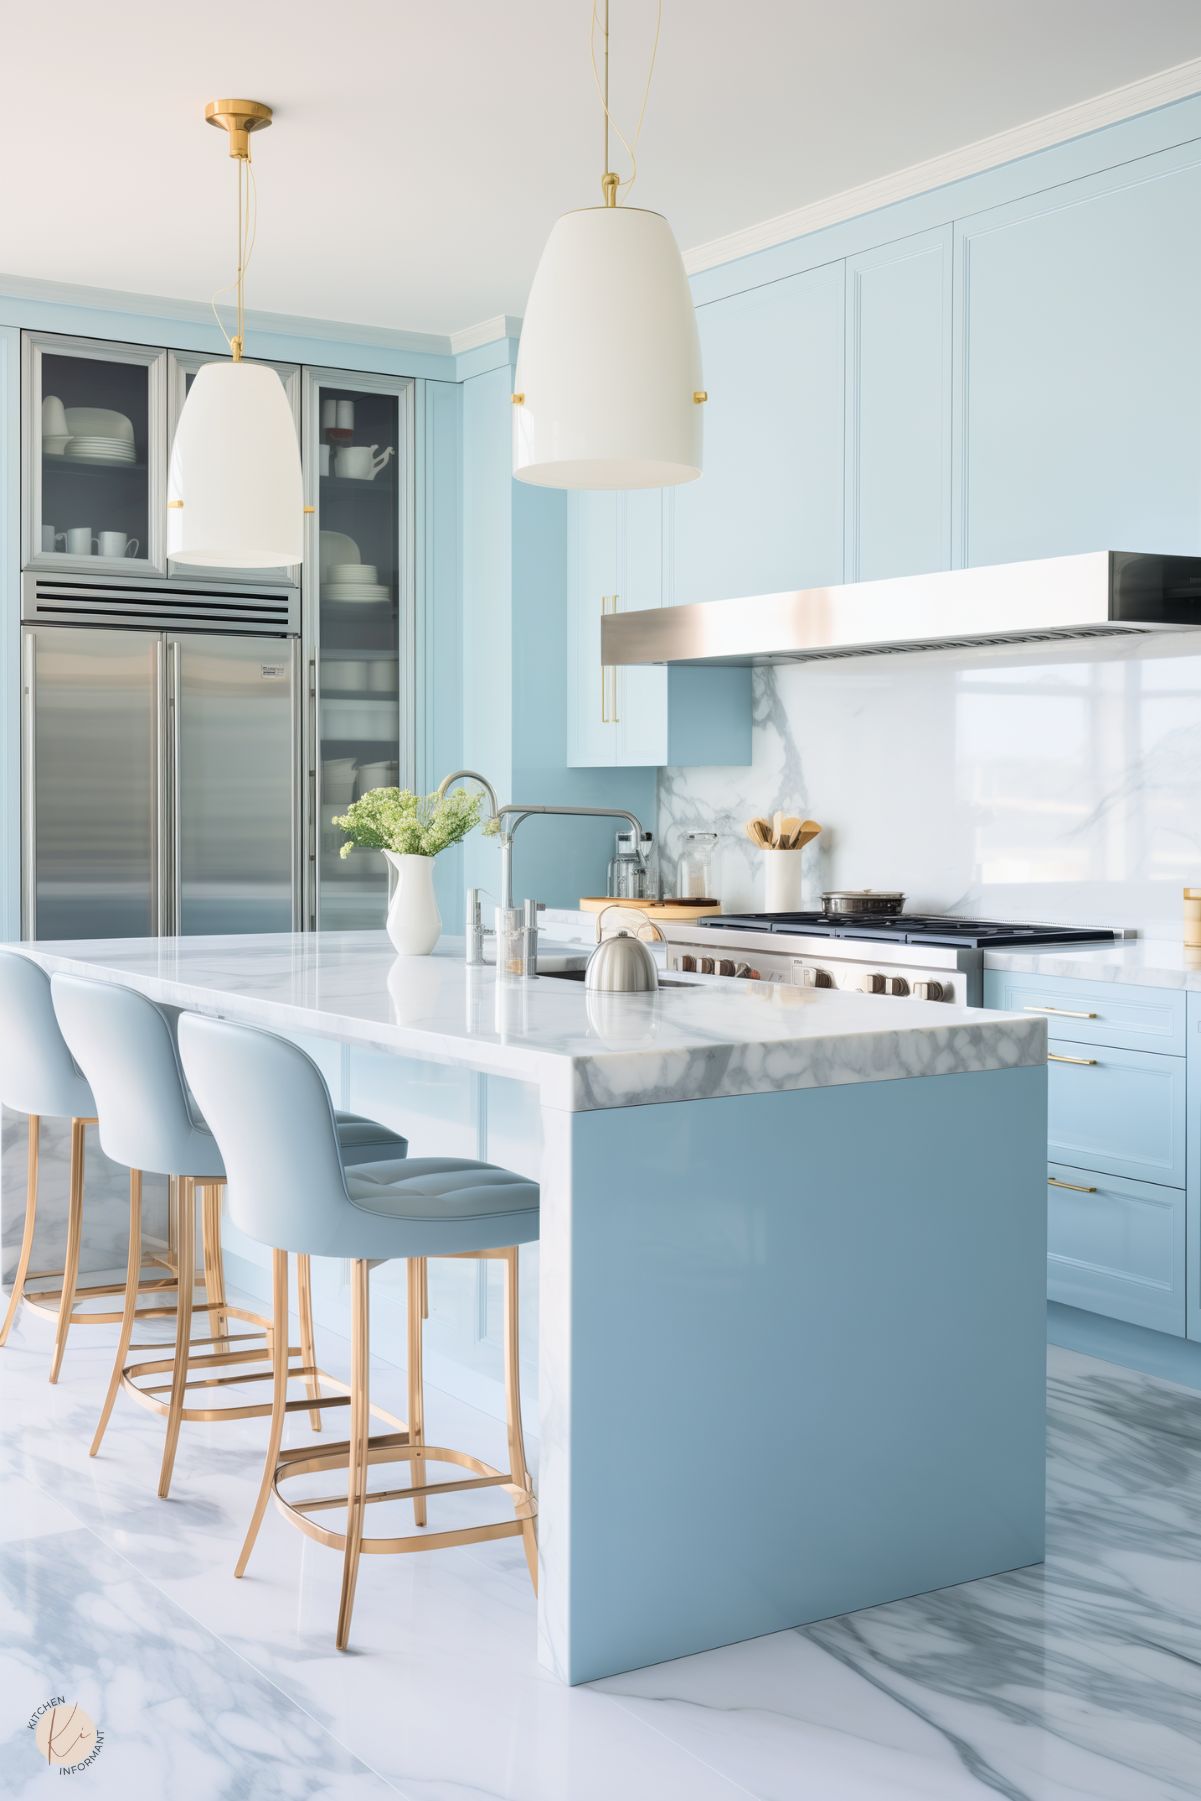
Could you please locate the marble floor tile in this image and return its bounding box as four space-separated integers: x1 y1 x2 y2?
2 1298 1199 1800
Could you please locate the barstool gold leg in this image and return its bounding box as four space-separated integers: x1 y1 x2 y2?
157 1176 196 1498
0 1114 40 1347
296 1254 323 1432
48 1118 87 1384
407 1257 427 1527
503 1246 538 1593
91 1169 144 1457
235 1247 290 1578
336 1258 370 1651
200 1184 229 1347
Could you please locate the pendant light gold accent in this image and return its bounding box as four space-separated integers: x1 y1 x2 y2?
168 98 303 568
513 1 704 490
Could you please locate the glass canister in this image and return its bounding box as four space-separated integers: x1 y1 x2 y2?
608 830 656 901
677 831 718 900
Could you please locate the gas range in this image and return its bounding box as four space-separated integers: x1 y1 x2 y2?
661 913 1120 1006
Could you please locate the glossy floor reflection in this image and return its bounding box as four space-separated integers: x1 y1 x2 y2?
1 1297 1198 1799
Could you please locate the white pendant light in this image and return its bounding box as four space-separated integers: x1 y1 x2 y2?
513 1 704 490
168 100 303 568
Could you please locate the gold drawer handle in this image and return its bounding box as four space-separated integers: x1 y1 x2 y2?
1048 1176 1098 1193
1048 1051 1098 1066
1024 1005 1097 1019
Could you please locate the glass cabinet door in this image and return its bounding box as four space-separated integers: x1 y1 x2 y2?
166 350 301 585
304 371 413 931
25 332 166 575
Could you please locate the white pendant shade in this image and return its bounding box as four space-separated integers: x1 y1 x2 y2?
513 205 703 490
168 360 303 567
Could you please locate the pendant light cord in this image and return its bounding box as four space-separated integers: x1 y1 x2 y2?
590 0 663 201
210 148 258 360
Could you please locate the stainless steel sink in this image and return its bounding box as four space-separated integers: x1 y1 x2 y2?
541 968 693 989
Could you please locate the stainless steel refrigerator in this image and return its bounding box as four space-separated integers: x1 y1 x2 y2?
21 576 302 940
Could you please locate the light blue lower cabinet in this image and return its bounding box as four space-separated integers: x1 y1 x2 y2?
1047 1037 1186 1189
1047 1161 1185 1336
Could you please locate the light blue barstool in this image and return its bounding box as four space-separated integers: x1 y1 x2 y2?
0 950 104 1382
178 1010 539 1651
50 972 409 1500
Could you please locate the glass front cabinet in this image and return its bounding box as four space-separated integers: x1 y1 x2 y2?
24 331 167 575
302 369 414 931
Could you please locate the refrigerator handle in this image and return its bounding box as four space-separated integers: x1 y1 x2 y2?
21 633 36 939
168 640 182 937
153 638 169 936
307 654 318 931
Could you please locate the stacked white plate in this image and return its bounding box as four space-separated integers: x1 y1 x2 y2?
324 560 389 603
63 407 136 465
65 436 136 465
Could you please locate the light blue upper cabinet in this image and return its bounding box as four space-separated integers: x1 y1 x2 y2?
844 227 952 581
669 260 846 604
954 141 1201 567
566 486 750 769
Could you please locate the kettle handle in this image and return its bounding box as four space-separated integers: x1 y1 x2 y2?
595 902 657 944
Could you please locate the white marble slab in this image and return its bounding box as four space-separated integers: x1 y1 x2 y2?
983 937 1201 990
13 931 1045 1112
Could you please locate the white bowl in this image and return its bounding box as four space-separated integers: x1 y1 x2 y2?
356 762 399 794
64 407 134 442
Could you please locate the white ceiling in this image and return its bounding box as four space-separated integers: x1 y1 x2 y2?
5 0 1201 338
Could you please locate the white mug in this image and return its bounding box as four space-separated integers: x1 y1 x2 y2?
42 394 69 437
320 397 337 431
318 444 331 477
335 444 395 481
65 527 95 555
335 399 355 431
97 531 139 558
41 524 65 552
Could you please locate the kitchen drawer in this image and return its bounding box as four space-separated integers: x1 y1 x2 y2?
1047 1162 1185 1336
983 970 1185 1055
1047 1038 1185 1188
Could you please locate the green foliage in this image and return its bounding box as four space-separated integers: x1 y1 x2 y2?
333 786 483 860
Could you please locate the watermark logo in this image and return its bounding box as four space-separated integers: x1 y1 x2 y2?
28 1698 103 1774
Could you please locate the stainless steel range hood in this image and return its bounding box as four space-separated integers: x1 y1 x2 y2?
602 551 1201 667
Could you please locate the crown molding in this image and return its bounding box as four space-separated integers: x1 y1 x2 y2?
449 314 522 355
683 54 1201 274
0 270 452 356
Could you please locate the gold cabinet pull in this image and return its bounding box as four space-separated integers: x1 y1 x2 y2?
1048 1175 1098 1193
1048 1051 1098 1066
1023 1005 1097 1019
600 595 620 724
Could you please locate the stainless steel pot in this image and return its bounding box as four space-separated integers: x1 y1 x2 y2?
820 889 906 917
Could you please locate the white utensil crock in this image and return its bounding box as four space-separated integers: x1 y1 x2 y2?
383 851 441 956
762 848 805 911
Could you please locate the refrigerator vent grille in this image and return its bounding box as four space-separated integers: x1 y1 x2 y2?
22 577 300 636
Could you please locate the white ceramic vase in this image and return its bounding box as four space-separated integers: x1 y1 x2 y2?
383 851 442 956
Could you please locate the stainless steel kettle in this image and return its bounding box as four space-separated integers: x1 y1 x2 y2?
585 905 663 993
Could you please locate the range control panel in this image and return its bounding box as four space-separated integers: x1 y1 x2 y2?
666 944 965 1003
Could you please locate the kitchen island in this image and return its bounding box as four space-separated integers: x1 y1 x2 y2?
10 931 1048 1683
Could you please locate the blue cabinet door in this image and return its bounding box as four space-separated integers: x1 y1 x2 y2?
567 490 619 767
1047 1163 1185 1336
669 260 845 605
844 227 952 581
954 141 1201 567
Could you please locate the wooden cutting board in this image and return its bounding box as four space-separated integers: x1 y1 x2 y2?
579 896 722 922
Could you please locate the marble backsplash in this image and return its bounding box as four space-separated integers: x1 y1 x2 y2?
658 630 1201 936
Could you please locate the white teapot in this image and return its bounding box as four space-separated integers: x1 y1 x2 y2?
334 443 395 480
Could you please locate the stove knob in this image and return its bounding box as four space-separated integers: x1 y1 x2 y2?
885 976 910 997
860 972 886 995
913 979 944 1002
680 954 697 973
700 957 716 976
718 959 736 978
734 963 752 978
801 967 833 989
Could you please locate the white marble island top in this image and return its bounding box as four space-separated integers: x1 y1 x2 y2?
17 931 1045 1112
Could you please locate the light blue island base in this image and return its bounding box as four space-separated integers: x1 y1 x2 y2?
538 1065 1047 1684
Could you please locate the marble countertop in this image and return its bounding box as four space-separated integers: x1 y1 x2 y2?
16 931 1045 1113
982 938 1201 990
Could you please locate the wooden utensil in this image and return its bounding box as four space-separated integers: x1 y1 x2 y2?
774 814 802 847
746 817 774 848
789 820 822 850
